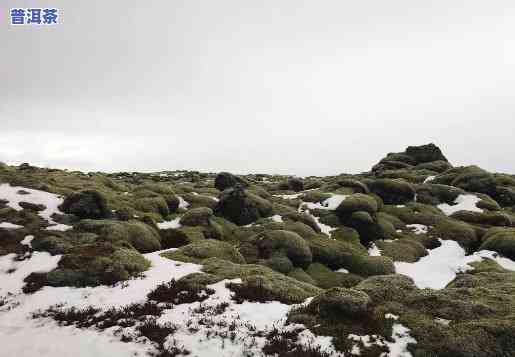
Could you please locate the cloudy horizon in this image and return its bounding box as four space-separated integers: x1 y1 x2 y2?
2 1 515 176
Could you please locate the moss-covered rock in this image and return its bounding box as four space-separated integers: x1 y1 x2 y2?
162 240 245 264
355 274 416 304
479 228 515 260
309 287 371 318
367 179 416 205
133 191 170 217
433 218 478 251
382 203 445 226
43 242 150 287
405 143 448 163
375 239 428 263
306 263 363 289
59 190 111 219
287 267 317 285
214 186 273 225
201 258 321 303
281 211 321 233
335 193 378 216
214 172 248 191
179 207 213 226
75 219 161 253
252 230 312 268
450 210 512 227
300 190 332 203
336 178 370 194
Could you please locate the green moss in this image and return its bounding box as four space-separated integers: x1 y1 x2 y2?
161 240 245 264
76 219 161 253
180 193 218 210
133 192 170 217
45 242 150 287
382 203 445 226
355 274 416 304
450 210 512 227
301 191 332 203
262 252 295 274
479 228 515 260
308 287 371 318
179 207 213 226
366 178 416 205
305 233 367 270
347 255 396 277
201 258 321 303
306 262 363 289
375 239 428 263
281 211 321 233
287 267 317 285
331 226 361 245
335 193 378 215
433 218 478 251
253 230 312 268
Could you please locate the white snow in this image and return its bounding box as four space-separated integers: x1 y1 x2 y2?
406 224 428 235
395 239 515 289
302 194 348 211
0 252 61 296
271 214 283 222
45 223 73 231
0 222 23 229
178 195 190 209
437 194 483 216
0 184 70 229
368 243 382 256
20 235 34 247
336 268 349 273
423 176 435 184
348 313 416 356
274 193 302 199
157 217 182 229
0 248 343 357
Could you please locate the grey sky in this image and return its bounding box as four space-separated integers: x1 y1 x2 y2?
2 1 515 176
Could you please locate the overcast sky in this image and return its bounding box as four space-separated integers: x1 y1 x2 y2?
1 1 515 176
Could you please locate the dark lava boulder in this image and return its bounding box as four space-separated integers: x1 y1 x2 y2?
59 190 111 219
214 185 273 225
366 179 416 205
214 172 248 191
405 143 448 164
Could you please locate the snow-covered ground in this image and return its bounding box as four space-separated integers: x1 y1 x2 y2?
395 239 515 289
348 313 416 357
0 248 345 357
0 183 72 231
437 194 483 216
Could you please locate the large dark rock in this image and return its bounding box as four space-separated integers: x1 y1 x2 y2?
59 190 111 219
405 143 448 164
214 172 248 191
214 185 273 225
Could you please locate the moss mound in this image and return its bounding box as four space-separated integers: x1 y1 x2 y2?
335 193 378 215
479 228 515 260
367 179 416 205
162 240 245 264
306 263 363 289
179 207 213 226
42 242 150 287
433 218 478 251
309 287 371 318
375 239 428 263
214 186 273 225
59 190 111 219
201 258 321 303
76 219 161 253
253 230 312 269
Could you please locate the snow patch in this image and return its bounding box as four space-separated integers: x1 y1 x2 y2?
395 239 515 289
0 222 23 229
437 194 483 216
157 217 182 229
